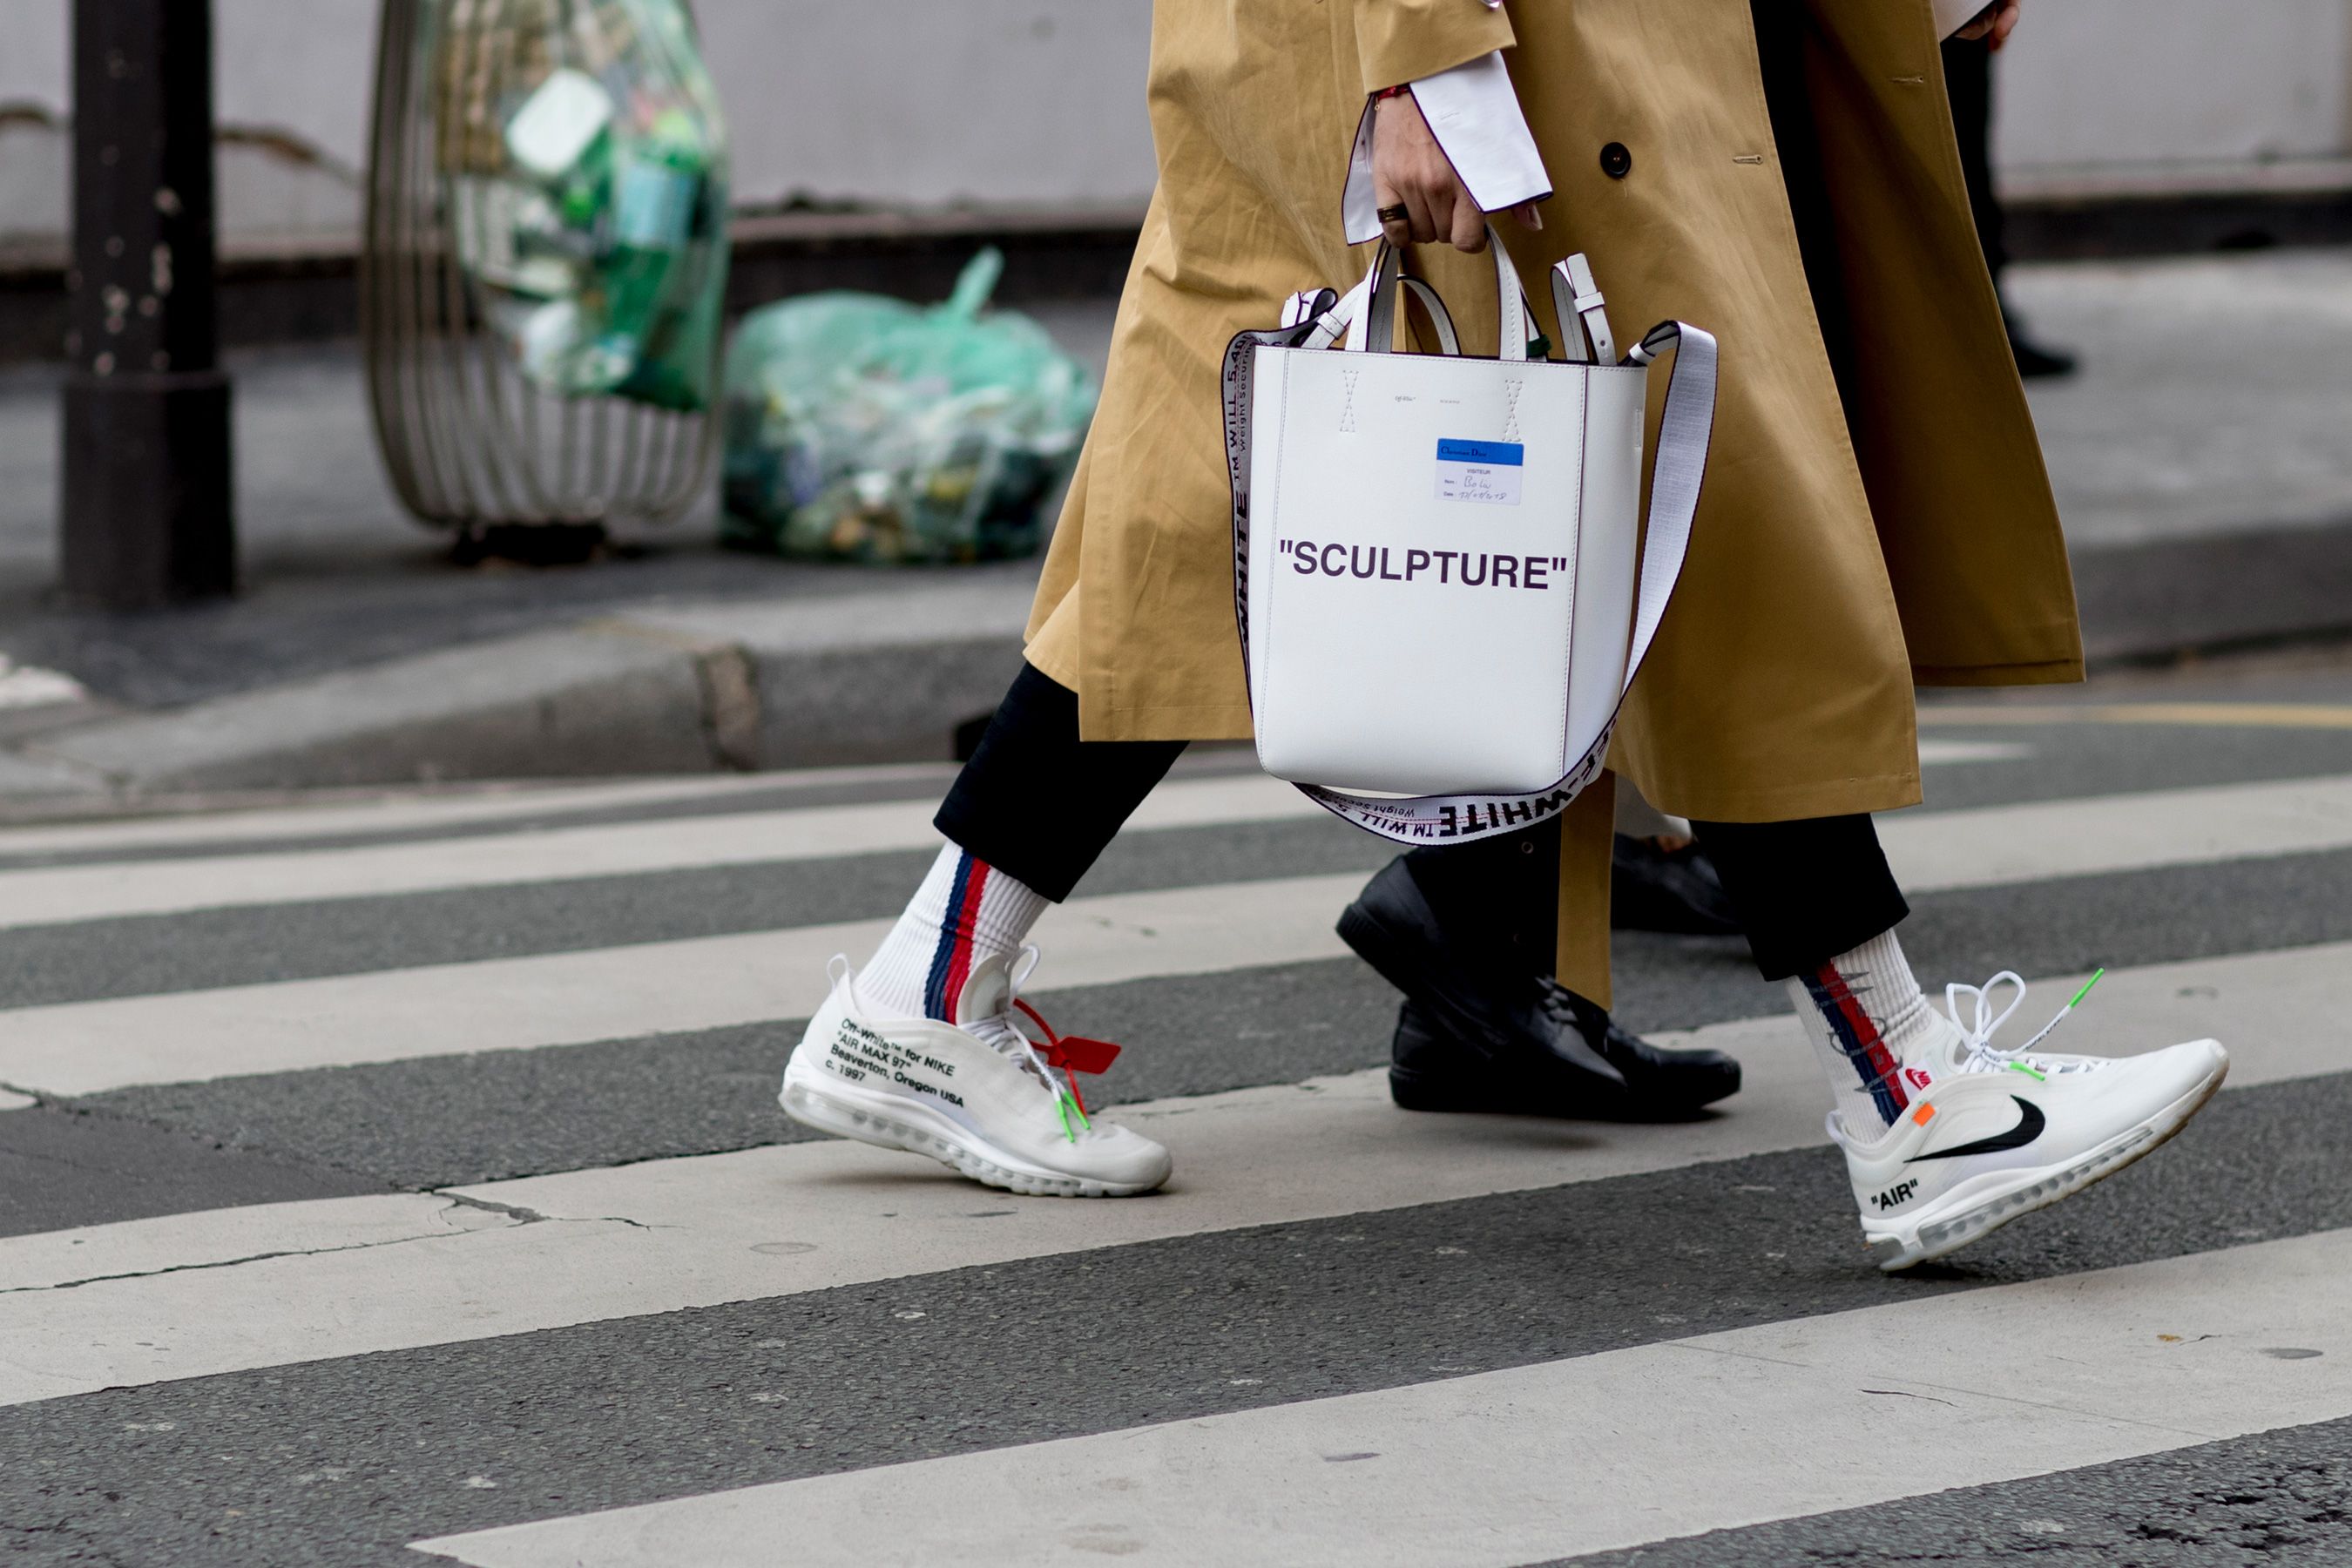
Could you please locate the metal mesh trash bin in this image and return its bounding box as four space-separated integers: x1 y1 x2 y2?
362 0 729 555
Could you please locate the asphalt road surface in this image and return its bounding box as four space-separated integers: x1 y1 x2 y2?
3 643 2351 1566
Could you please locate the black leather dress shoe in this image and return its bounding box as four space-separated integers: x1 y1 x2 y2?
1340 857 1745 1119
1338 857 1623 1092
1389 984 1740 1121
1611 834 1740 936
1560 982 1740 1112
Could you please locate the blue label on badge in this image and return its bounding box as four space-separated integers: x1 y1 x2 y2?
1436 439 1524 466
1436 438 1525 504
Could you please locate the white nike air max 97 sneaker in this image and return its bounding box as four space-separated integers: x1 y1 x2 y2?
1831 972 2227 1271
780 950 1173 1198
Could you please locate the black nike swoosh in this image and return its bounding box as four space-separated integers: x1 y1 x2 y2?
1908 1095 2046 1161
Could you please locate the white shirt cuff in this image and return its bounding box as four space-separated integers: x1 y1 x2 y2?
1342 51 1554 246
1935 0 1991 37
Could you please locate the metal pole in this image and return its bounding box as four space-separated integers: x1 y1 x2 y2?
59 0 235 608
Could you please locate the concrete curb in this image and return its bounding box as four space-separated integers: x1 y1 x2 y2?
2072 518 2352 664
15 577 1034 798
7 524 2349 804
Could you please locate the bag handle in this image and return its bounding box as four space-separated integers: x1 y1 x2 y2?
1219 302 1720 847
1342 246 1466 355
1340 226 1535 360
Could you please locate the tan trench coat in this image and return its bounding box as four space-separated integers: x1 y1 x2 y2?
1024 0 2081 1003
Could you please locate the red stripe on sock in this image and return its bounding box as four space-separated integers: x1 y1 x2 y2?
1818 962 1907 1112
942 860 990 1018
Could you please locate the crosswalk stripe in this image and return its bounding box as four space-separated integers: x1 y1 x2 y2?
1912 738 2031 763
4 768 2343 1094
0 941 2335 1408
0 769 903 860
1878 771 2352 894
0 873 1359 1094
0 773 1315 929
409 1227 2352 1568
0 1194 511 1294
0 738 2028 871
0 740 2050 929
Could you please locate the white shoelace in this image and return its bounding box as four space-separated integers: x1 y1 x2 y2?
964 946 1055 1078
1941 972 2104 1078
963 946 1098 1141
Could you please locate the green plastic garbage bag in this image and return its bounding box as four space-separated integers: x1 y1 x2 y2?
720 250 1098 564
439 0 730 411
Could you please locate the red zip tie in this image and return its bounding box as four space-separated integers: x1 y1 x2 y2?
1011 998 1121 1118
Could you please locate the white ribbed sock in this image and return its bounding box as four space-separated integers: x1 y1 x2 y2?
1785 928 1948 1134
858 842 1050 1022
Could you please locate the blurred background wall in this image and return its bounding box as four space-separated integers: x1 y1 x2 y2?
2 0 2349 245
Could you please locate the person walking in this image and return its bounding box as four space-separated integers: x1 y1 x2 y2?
779 0 2228 1270
1943 24 2078 376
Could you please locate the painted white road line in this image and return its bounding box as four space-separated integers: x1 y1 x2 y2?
0 771 885 860
1914 738 2031 765
0 941 2338 1409
0 772 1317 930
0 872 1364 1095
0 1194 512 1294
1880 772 2352 894
9 752 2348 1094
411 1227 2352 1568
0 739 2020 872
0 742 2062 931
8 754 2351 1092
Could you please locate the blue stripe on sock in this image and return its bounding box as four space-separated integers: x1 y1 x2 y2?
1802 970 1904 1125
923 852 977 1020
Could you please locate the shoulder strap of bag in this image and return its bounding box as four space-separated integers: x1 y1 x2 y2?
1549 254 1615 366
1221 310 1719 847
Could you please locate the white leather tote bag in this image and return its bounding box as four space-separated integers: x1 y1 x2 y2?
1222 233 1717 844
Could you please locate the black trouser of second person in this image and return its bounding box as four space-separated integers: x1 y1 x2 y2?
937 663 1910 987
1940 32 2007 293
1399 813 1907 983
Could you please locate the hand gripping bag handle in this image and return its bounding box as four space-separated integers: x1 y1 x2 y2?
1223 257 1719 846
1349 226 1533 359
1290 224 1535 358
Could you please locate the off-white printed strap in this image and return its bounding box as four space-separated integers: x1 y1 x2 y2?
1221 310 1719 846
1620 321 1715 685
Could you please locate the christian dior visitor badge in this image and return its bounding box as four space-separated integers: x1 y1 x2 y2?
1436 438 1524 505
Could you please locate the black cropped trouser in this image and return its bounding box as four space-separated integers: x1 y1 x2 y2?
936 665 1908 985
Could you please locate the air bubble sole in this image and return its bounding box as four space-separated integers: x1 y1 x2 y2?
1864 1053 2229 1273
778 1067 1162 1199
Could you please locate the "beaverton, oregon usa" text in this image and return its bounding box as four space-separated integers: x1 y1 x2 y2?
824 1018 967 1107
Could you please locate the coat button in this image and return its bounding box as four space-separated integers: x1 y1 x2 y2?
1600 141 1632 179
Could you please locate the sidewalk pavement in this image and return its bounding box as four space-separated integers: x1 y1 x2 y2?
3 252 2349 814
